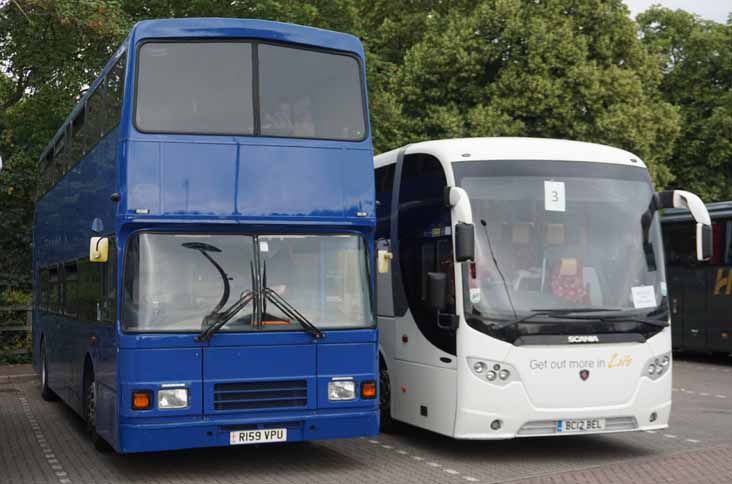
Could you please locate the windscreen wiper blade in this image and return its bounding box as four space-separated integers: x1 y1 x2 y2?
263 287 324 340
553 312 670 327
247 249 323 340
490 308 623 330
196 290 254 342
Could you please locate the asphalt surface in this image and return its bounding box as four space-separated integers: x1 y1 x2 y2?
1 353 731 484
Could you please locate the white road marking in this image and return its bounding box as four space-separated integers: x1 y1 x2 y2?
18 394 72 484
664 434 677 439
397 450 408 455
645 430 657 434
381 445 394 449
716 394 727 399
686 439 701 443
412 456 424 461
445 469 460 475
427 462 441 467
463 477 480 482
368 440 380 444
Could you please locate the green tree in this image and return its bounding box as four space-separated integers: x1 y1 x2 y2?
638 7 732 202
0 0 363 287
376 0 679 187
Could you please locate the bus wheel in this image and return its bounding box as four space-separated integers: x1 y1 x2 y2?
379 361 396 433
84 374 110 452
40 341 57 401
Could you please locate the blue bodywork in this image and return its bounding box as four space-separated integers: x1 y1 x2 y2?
32 18 377 453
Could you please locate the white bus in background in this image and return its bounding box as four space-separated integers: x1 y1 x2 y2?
374 137 711 439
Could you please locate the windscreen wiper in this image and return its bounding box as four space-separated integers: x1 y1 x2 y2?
250 242 324 340
552 309 670 328
196 290 255 342
489 308 623 330
252 258 323 340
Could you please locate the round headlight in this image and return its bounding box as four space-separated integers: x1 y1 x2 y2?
473 361 487 374
499 369 510 380
662 356 670 367
648 363 656 375
493 364 501 371
486 370 497 381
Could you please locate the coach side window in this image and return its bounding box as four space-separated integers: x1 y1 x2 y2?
38 268 49 311
48 266 60 314
397 154 456 355
663 222 695 267
375 164 395 239
63 261 79 318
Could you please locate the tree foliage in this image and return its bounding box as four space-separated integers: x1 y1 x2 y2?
639 7 732 202
0 0 729 291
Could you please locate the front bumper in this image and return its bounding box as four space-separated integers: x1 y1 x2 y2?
118 408 379 453
454 372 671 439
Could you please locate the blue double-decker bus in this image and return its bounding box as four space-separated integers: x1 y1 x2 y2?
32 18 377 453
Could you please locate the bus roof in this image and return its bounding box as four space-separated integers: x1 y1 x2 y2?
374 137 647 170
663 201 732 222
129 18 364 53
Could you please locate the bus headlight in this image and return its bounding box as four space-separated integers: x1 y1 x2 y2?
328 380 356 401
644 352 671 380
158 388 189 409
468 358 518 386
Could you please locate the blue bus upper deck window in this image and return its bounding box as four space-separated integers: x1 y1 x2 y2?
135 42 255 135
259 44 366 141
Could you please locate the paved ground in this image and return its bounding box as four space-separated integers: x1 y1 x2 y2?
1 354 731 484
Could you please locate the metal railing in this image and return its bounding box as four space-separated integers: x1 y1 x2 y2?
0 306 32 357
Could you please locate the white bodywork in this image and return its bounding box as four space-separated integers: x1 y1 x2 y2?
376 137 672 439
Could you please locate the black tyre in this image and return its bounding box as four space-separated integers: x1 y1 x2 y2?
379 360 397 433
84 374 110 452
40 341 58 401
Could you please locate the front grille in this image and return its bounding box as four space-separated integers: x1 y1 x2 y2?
213 380 308 411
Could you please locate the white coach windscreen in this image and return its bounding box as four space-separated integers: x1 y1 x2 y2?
454 159 667 344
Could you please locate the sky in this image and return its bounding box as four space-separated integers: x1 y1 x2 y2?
624 0 732 23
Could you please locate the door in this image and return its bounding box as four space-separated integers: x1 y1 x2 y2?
387 152 458 435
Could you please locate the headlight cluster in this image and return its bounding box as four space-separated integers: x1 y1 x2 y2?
328 380 356 401
468 357 518 386
644 352 672 380
158 388 189 409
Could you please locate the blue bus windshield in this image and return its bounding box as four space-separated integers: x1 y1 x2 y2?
122 233 373 332
135 41 366 140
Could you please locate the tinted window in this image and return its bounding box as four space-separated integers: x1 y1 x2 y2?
103 54 126 134
259 44 365 140
663 222 696 267
397 154 455 355
375 164 395 239
63 262 78 317
136 42 254 135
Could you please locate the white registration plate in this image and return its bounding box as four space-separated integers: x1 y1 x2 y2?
229 428 287 445
557 418 606 433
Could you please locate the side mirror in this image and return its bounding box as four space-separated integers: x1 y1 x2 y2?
697 223 712 261
427 272 447 312
90 237 109 263
654 190 712 262
454 222 475 262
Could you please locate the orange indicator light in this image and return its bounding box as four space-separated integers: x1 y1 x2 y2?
132 391 152 410
361 381 377 399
